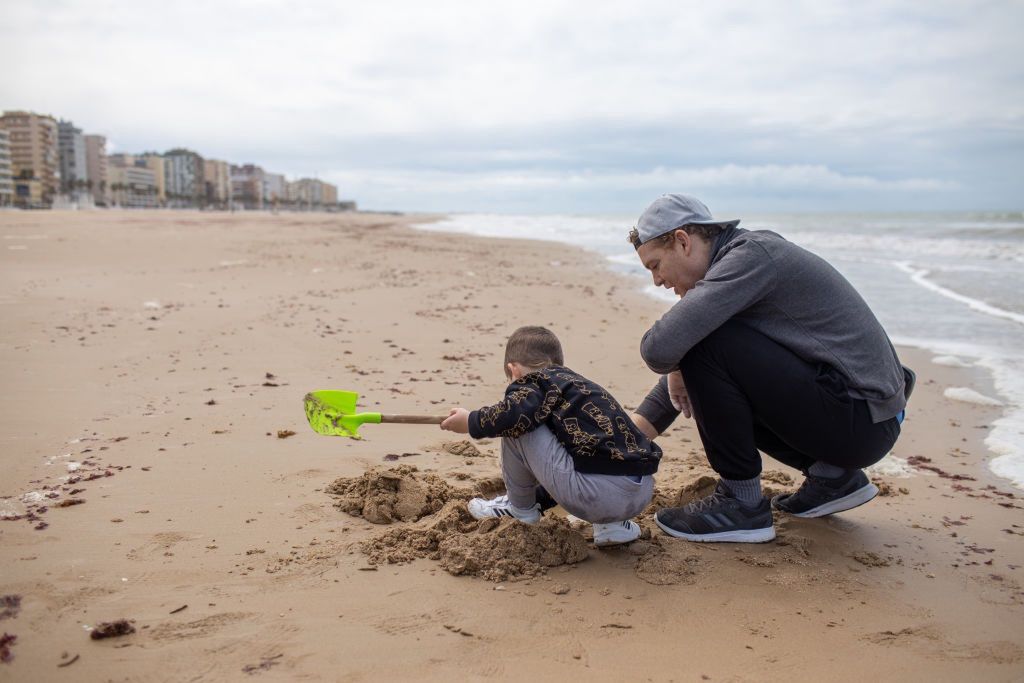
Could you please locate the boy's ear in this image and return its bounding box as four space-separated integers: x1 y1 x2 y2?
506 362 516 379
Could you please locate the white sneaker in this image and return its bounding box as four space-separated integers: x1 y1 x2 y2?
467 495 541 524
592 520 641 547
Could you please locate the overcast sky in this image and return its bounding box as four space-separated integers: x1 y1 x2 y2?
2 0 1021 213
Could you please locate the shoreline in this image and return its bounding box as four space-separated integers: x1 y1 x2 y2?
1 210 1022 680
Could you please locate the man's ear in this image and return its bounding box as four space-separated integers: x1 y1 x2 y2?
673 229 691 253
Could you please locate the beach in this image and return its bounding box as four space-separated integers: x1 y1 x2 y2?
1 210 1023 680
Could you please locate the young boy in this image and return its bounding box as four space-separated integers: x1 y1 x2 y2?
440 326 661 546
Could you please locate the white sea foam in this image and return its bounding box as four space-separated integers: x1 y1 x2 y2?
418 213 629 250
893 261 1024 326
990 451 1024 489
945 386 1007 407
944 387 1004 406
932 355 973 368
867 455 917 478
975 356 1024 490
642 284 677 303
778 229 1024 263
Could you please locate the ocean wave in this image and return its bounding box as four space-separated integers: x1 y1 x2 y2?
893 261 1024 326
782 230 1024 262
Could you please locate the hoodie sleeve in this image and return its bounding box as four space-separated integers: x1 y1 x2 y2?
468 379 548 439
640 240 778 374
635 375 681 434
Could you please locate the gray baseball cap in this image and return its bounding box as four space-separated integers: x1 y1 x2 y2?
630 194 740 249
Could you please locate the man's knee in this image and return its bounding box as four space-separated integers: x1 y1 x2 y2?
680 319 755 375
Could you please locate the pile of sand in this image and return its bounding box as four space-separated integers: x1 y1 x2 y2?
360 501 590 582
325 465 470 524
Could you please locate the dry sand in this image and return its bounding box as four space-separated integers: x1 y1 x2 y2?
1 210 1022 681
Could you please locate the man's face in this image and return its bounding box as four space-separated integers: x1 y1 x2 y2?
636 230 705 297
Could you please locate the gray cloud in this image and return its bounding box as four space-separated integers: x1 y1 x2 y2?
2 0 1021 211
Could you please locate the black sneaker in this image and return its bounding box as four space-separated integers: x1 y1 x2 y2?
771 469 878 518
654 482 775 543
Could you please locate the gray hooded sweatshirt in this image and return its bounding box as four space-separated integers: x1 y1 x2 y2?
640 226 913 424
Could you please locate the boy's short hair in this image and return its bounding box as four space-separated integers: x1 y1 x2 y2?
504 326 564 372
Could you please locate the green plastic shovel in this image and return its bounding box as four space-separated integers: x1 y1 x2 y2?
303 390 449 439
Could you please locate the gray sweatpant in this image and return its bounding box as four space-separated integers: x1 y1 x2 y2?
501 425 655 524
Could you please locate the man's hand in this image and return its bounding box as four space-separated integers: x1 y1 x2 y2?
440 407 470 434
667 370 692 419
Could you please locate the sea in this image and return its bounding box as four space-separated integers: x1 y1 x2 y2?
414 211 1024 490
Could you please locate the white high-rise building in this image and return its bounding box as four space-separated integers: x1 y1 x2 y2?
263 172 286 207
163 149 205 207
58 120 88 203
0 129 13 207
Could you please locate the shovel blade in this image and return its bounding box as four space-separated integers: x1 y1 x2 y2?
304 390 373 439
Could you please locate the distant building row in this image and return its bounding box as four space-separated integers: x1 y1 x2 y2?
0 110 354 211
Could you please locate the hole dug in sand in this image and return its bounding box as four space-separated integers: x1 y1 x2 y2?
360 501 590 582
439 440 487 458
645 474 719 514
633 541 704 585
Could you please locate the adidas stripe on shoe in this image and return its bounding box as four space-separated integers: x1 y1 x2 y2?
467 494 541 524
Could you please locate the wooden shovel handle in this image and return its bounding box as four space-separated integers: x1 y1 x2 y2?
380 414 449 424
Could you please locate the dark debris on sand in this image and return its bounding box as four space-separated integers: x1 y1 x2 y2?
0 633 16 663
90 619 136 640
0 596 20 621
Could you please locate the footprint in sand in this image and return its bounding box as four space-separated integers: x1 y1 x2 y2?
372 607 456 636
126 531 196 560
149 611 255 642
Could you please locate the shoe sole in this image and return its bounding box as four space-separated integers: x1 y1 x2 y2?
654 516 776 543
594 535 640 547
772 482 879 519
466 507 540 524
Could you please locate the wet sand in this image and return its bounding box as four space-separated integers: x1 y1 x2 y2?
1 210 1022 680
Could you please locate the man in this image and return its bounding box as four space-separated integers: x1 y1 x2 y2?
629 194 913 543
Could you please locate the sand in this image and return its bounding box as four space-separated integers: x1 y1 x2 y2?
1 209 1023 680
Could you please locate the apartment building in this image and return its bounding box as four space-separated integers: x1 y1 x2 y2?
0 110 60 208
0 130 13 207
57 120 88 202
137 153 166 205
287 178 339 210
230 163 264 210
204 159 231 209
263 172 286 208
108 163 158 208
164 148 205 207
84 134 109 206
322 182 338 206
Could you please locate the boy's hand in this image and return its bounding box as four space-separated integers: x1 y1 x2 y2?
440 407 470 434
